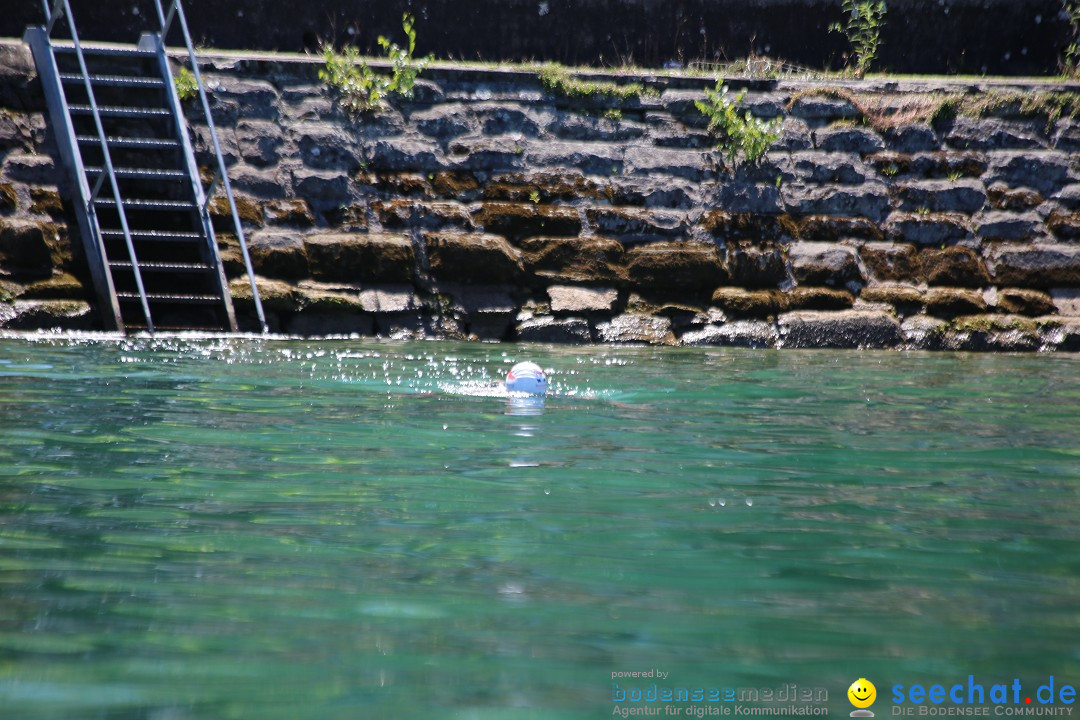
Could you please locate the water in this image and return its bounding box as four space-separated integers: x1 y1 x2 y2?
1 335 1078 720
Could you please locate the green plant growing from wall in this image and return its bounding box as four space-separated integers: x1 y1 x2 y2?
695 81 783 168
1065 0 1080 77
174 66 198 102
319 13 431 113
829 0 887 77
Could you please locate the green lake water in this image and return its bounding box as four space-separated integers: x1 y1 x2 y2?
1 335 1078 720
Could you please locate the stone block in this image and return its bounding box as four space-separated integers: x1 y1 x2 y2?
519 236 627 286
305 232 415 283
975 212 1042 242
516 316 592 343
714 182 784 214
368 138 442 172
425 232 524 283
1047 211 1080 240
372 200 473 231
860 242 921 281
526 140 624 176
248 229 310 279
596 313 675 344
944 117 1047 151
778 310 902 349
986 183 1043 211
925 288 989 317
895 179 986 213
585 207 686 241
681 320 777 348
711 287 785 318
235 119 284 167
786 95 860 120
987 244 1080 287
0 299 95 331
996 288 1056 316
413 104 478 139
0 219 63 276
783 152 867 184
785 286 855 311
549 115 647 142
623 146 708 182
788 242 863 286
475 202 581 240
816 126 884 154
477 104 544 137
264 198 315 227
987 151 1072 195
861 283 925 310
885 212 971 245
797 215 883 242
725 241 788 287
449 138 526 171
626 242 725 295
920 246 990 287
782 183 890 221
881 124 940 153
548 285 618 314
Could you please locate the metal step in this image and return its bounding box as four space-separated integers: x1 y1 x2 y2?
69 104 171 118
60 73 165 88
86 166 187 181
94 198 195 211
117 292 223 304
52 44 156 59
78 135 179 149
101 229 204 243
110 260 214 273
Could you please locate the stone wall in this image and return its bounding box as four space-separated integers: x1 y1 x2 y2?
2 0 1070 76
1 40 1080 350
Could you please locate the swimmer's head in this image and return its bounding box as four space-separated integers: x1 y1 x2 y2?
505 361 547 396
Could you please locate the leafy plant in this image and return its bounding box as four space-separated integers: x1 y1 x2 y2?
694 81 783 167
1065 0 1080 77
829 0 887 77
174 66 198 102
379 12 428 98
319 13 431 114
529 189 541 204
946 169 963 182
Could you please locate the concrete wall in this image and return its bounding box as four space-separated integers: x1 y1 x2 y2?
3 0 1071 76
2 40 1080 350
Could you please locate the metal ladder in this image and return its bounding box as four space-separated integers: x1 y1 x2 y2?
23 0 266 333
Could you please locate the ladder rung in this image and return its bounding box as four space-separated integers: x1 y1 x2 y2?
78 135 179 149
117 293 223 304
69 104 170 118
101 229 203 243
94 198 195 211
86 166 187 180
52 44 156 59
60 74 165 88
110 261 213 272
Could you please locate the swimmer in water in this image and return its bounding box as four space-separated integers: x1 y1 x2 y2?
505 361 546 415
505 361 547 396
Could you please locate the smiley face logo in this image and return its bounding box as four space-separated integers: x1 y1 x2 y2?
848 678 877 716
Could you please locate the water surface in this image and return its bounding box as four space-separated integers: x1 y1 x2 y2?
1 335 1078 719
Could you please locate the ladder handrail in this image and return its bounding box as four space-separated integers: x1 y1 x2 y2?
153 0 267 334
46 0 155 332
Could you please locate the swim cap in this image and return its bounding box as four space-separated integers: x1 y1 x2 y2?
505 361 547 396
